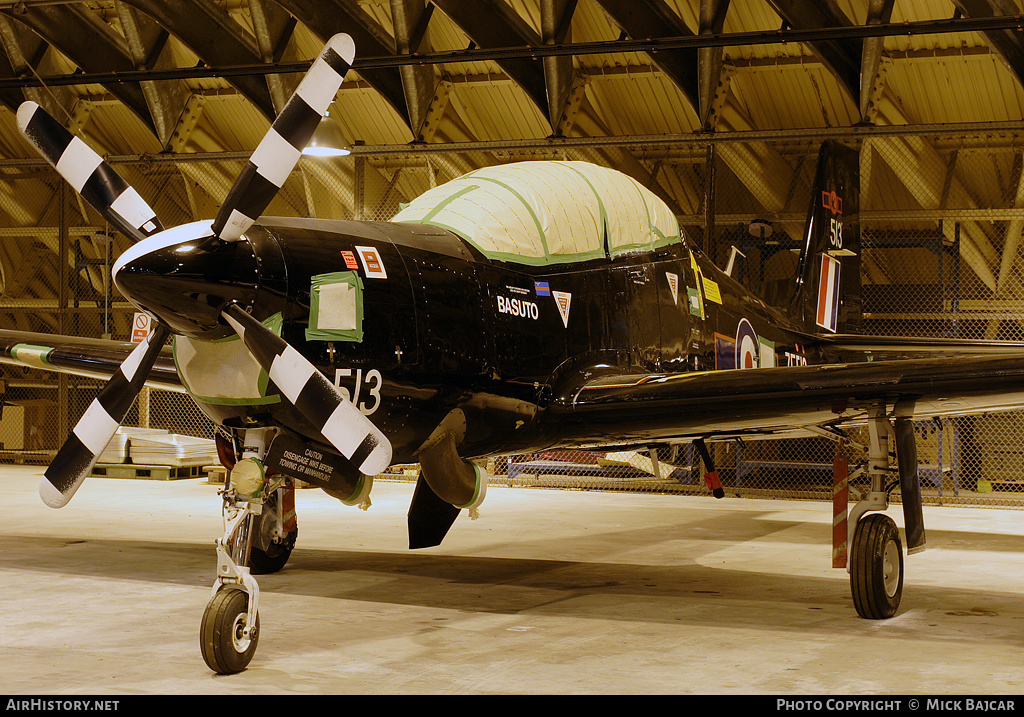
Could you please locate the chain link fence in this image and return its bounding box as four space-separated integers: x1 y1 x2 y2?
2 130 1024 508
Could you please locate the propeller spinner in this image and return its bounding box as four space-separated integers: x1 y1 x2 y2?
20 33 391 507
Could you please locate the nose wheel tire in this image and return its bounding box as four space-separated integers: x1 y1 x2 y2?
200 587 260 674
850 513 904 619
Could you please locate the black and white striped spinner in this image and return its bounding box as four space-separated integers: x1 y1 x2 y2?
221 304 392 476
40 323 171 508
212 34 355 243
16 102 163 244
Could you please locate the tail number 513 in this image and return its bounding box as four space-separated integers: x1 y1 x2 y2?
333 368 382 415
829 217 843 249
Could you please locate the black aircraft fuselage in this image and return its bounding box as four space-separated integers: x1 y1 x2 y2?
136 215 827 467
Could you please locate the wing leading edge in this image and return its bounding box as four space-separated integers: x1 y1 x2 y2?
547 352 1024 445
0 329 181 392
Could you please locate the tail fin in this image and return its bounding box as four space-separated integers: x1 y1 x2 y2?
792 140 861 334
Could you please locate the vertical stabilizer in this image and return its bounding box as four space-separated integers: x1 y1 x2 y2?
791 140 861 334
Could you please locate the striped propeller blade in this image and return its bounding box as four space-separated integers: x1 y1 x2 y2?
17 102 163 244
40 322 171 508
221 304 392 476
212 34 355 242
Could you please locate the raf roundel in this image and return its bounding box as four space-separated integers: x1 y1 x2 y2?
735 318 759 370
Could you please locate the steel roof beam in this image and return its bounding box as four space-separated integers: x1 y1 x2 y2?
5 14 1024 90
860 0 894 122
245 0 300 113
952 0 1024 92
541 0 577 134
593 0 700 117
114 2 188 150
764 0 861 107
698 0 731 131
390 0 441 141
273 0 413 131
431 0 550 124
0 15 70 116
116 0 277 121
0 3 156 134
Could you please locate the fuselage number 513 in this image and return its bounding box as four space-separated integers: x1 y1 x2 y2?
333 367 382 415
829 217 843 249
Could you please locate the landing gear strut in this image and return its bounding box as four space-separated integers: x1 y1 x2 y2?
200 428 288 674
845 401 925 619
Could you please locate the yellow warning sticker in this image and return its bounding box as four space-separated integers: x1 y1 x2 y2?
702 277 722 304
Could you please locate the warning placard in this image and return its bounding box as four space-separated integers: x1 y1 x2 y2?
131 313 151 343
265 433 360 494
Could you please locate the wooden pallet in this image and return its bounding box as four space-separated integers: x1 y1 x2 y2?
985 478 1024 492
90 463 207 481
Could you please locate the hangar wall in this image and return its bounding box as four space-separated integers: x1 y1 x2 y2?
1 127 1023 508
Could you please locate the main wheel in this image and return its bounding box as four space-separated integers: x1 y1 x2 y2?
248 529 296 575
247 488 297 575
200 587 260 674
850 513 904 619
247 524 296 581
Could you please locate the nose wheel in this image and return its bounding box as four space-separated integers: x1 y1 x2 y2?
200 431 273 674
200 587 260 674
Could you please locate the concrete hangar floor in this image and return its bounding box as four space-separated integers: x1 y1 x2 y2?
0 464 1021 696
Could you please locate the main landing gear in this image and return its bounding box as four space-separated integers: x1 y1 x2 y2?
842 401 926 619
200 428 295 674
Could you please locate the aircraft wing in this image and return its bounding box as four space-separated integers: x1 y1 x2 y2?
0 329 182 393
809 332 1024 356
550 352 1024 445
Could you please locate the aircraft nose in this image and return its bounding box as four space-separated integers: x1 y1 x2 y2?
113 221 260 339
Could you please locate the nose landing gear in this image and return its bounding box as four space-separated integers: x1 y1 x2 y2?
200 428 286 674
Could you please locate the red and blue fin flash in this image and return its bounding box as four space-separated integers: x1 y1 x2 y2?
816 253 841 333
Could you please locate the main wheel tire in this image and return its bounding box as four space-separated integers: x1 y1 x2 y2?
247 489 297 575
248 528 296 575
200 588 260 674
850 513 904 619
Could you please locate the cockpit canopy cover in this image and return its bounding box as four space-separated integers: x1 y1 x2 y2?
391 161 680 266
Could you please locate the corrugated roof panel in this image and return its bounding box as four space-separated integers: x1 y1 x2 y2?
584 72 700 135
571 0 666 71
888 0 994 52
446 81 549 140
729 64 859 129
189 97 271 152
884 54 1024 125
80 104 163 156
420 4 521 78
330 87 416 145
505 0 542 35
720 0 817 62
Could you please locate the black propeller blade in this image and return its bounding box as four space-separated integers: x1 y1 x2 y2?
39 323 171 508
211 33 355 242
22 34 386 509
17 102 163 244
221 304 392 476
